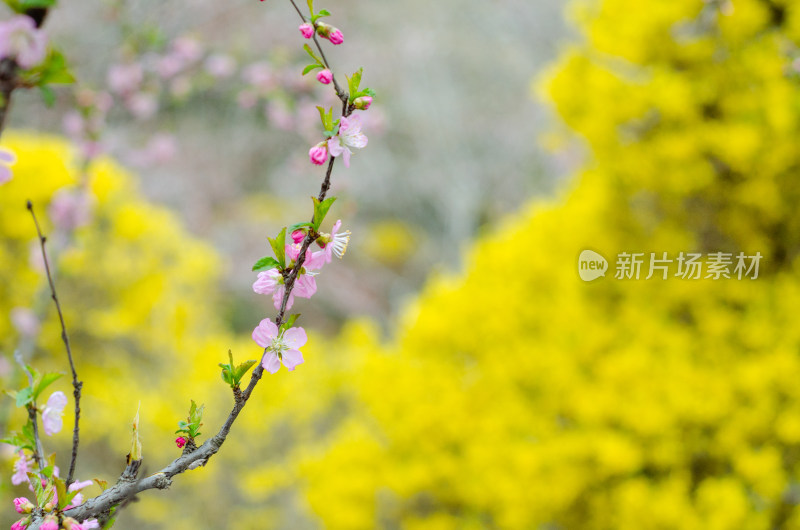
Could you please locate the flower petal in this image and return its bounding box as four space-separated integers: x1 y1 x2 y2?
283 327 307 349
294 274 317 298
327 137 344 157
46 391 68 411
282 349 304 371
342 147 351 168
252 318 278 347
262 352 281 374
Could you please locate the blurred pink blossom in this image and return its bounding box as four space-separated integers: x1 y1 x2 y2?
237 90 258 109
0 147 16 184
157 54 185 79
126 92 158 120
145 133 178 164
62 111 84 137
42 391 67 436
204 53 236 78
171 37 203 64
242 62 274 91
266 101 294 131
0 15 47 69
10 307 39 337
11 451 33 486
107 63 143 95
49 187 94 230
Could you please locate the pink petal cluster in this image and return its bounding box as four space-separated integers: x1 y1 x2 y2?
41 517 58 530
11 451 33 486
252 244 325 311
0 148 16 185
308 142 329 165
11 520 27 530
13 497 32 514
317 23 344 45
204 53 236 78
327 114 368 168
176 436 187 449
354 96 373 110
299 23 315 39
42 391 68 436
318 220 351 263
316 69 333 85
0 15 47 69
49 188 94 231
252 319 306 373
107 63 143 95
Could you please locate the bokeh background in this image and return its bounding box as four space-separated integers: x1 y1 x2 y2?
3 0 800 528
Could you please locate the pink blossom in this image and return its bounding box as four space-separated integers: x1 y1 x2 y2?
0 15 47 69
253 268 293 311
318 219 351 263
11 451 33 486
327 114 368 168
10 307 39 337
11 520 27 530
171 37 203 64
291 229 306 243
42 391 68 436
81 520 100 529
144 133 178 164
126 92 158 120
252 319 306 373
62 111 84 137
13 497 32 514
204 54 236 78
49 188 94 230
157 54 184 79
67 479 94 506
107 63 143 95
41 517 58 530
308 142 328 165
328 28 344 45
0 147 16 185
176 436 187 449
354 96 372 110
62 518 83 530
316 69 333 85
299 23 315 39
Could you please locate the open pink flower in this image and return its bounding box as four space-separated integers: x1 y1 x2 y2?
318 220 351 263
0 147 16 185
327 114 368 168
252 319 306 373
42 391 68 436
253 268 294 311
107 63 143 95
0 15 47 69
12 451 33 486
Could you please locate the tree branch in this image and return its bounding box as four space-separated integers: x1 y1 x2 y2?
27 200 83 486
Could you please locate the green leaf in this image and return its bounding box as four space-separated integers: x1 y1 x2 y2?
39 85 55 107
268 228 287 267
40 50 75 84
233 360 257 383
16 387 33 408
252 256 280 272
18 0 56 8
347 68 363 102
219 362 233 386
33 372 63 400
316 105 334 132
306 0 314 15
284 313 301 330
302 63 323 76
288 221 314 234
317 8 331 16
303 44 323 66
54 476 67 509
359 87 376 98
312 196 337 230
94 478 109 491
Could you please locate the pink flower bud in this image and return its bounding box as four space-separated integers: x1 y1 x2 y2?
317 23 344 45
176 436 187 449
353 96 372 110
308 142 329 166
291 229 306 243
11 519 28 530
299 23 314 39
316 69 333 85
41 516 59 530
328 28 344 45
13 497 32 514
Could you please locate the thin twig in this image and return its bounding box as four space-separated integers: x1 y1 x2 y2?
26 2 358 524
27 200 82 486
